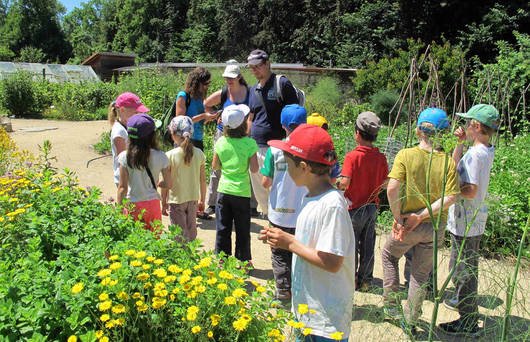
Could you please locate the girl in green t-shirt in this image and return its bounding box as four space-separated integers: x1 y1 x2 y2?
212 105 259 265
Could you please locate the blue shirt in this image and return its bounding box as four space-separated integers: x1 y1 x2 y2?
217 88 250 132
176 91 204 141
249 74 298 147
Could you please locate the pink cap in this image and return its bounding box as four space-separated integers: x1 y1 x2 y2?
115 92 149 113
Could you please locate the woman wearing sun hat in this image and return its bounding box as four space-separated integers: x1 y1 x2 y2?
202 61 254 217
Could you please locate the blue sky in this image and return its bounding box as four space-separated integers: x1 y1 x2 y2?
60 0 85 13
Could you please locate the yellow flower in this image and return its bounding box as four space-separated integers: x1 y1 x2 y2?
67 335 77 342
224 296 236 305
0 217 4 223
138 304 149 312
232 288 247 298
154 282 166 291
117 291 129 300
219 270 233 279
115 318 125 326
198 257 212 268
182 269 192 276
167 264 181 273
97 268 112 277
298 304 309 315
154 290 168 297
172 287 180 294
287 320 296 327
136 300 144 307
105 320 114 329
109 262 121 270
186 312 197 321
206 277 217 285
146 256 156 262
179 274 191 284
211 314 220 326
170 294 175 300
132 292 141 299
233 318 249 331
153 268 167 278
195 285 206 293
142 264 151 270
309 309 317 314
208 331 213 338
187 291 197 299
100 314 110 322
100 336 109 342
112 304 126 314
217 283 228 291
99 293 109 301
302 328 313 336
109 254 119 261
71 282 83 294
95 330 104 339
330 332 344 340
293 321 305 329
187 305 199 314
191 325 201 334
153 258 164 265
137 272 150 281
191 276 203 285
143 282 152 289
152 297 167 309
100 277 111 286
130 260 142 267
236 278 245 285
164 275 177 283
256 286 266 293
135 251 146 259
182 283 192 292
125 249 135 256
268 329 281 337
109 279 118 286
98 300 112 312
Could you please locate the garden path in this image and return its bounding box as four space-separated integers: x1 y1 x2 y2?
10 118 529 341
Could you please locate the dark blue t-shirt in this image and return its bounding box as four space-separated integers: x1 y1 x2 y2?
249 74 298 147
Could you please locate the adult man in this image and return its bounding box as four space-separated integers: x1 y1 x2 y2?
246 49 299 216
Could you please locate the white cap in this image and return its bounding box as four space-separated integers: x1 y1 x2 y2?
222 64 241 78
222 104 249 129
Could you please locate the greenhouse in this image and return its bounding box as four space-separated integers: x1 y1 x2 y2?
0 62 98 83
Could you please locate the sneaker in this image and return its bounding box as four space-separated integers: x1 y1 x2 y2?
401 319 417 335
204 206 215 216
439 318 481 337
196 211 212 220
443 297 459 311
383 306 403 321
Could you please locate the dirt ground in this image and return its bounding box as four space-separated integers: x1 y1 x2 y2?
9 118 529 341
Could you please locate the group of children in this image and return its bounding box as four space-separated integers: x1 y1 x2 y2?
108 88 498 340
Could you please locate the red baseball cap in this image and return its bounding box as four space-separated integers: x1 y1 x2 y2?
268 124 336 165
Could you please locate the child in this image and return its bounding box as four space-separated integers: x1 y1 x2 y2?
439 104 499 336
109 92 150 187
161 116 206 242
117 113 171 232
213 104 259 264
260 104 308 301
382 108 460 332
260 124 355 342
338 111 388 292
305 112 341 183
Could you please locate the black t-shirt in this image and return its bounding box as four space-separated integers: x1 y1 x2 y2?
249 74 298 147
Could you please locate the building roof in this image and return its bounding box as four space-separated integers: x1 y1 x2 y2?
81 51 138 65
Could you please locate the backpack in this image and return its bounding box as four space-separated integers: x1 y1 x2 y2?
274 74 305 106
159 92 191 144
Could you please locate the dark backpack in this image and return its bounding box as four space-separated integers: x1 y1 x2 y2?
159 92 191 144
274 74 305 106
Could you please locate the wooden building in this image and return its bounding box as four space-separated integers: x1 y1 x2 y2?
81 52 137 81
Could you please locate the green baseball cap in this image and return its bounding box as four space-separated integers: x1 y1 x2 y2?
457 104 499 130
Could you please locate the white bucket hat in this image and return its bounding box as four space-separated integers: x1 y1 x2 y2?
222 64 241 78
222 104 249 129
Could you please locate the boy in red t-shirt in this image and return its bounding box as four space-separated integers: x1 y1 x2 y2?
338 111 388 291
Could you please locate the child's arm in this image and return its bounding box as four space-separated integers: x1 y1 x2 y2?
452 126 466 164
337 176 350 191
157 167 172 190
117 165 129 206
198 164 207 212
249 153 259 173
387 177 407 241
246 113 253 136
402 193 458 230
260 227 344 273
160 165 170 216
261 175 273 188
212 152 221 170
460 183 478 199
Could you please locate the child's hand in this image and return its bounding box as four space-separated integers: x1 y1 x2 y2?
454 126 466 142
258 226 269 244
161 202 168 216
197 200 205 213
401 213 421 231
265 227 294 250
391 220 406 241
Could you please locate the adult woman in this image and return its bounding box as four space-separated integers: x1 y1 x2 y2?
175 67 218 151
203 62 250 216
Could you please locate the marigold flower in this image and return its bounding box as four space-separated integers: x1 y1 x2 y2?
98 300 112 311
179 274 191 284
206 277 217 285
143 282 152 289
71 282 83 294
109 279 118 286
130 260 142 267
236 278 245 285
146 256 155 262
152 297 167 309
153 268 167 278
109 255 119 261
105 320 114 329
125 249 135 256
109 262 121 270
232 288 247 298
182 283 192 292
154 290 168 297
112 304 126 314
132 292 141 299
298 304 309 315
172 287 180 294
100 314 110 322
187 312 197 321
154 282 166 291
208 331 213 338
135 251 147 259
330 332 344 340
164 275 177 283
256 286 266 293
187 305 199 315
97 269 112 277
211 314 220 326
137 273 150 281
100 336 109 342
268 329 281 337
99 293 109 301
187 291 197 299
191 325 201 334
168 264 182 273
95 330 104 339
182 269 192 276
138 304 149 312
198 257 212 268
217 283 228 291
117 291 129 300
195 285 206 293
233 318 249 331
153 258 164 265
67 335 77 342
136 300 144 307
191 276 203 285
224 296 236 305
293 321 305 329
219 270 233 280
142 264 151 270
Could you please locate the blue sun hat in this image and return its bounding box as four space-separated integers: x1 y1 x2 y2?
417 108 450 132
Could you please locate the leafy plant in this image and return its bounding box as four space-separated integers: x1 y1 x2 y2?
0 71 39 116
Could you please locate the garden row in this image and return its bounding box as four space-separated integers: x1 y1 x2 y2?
0 133 297 341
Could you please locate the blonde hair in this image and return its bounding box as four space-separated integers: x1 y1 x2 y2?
416 122 446 150
179 135 194 165
108 102 118 125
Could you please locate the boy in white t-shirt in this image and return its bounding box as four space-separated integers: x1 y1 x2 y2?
260 124 355 342
260 104 308 301
439 104 499 336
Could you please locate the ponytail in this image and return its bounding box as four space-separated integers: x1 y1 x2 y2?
182 135 194 165
108 102 118 125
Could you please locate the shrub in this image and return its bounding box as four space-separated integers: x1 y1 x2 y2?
93 131 111 155
305 77 343 122
0 71 39 116
370 89 403 126
0 127 34 175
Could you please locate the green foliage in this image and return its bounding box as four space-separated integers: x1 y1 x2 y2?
335 101 373 125
14 46 46 63
0 44 14 60
0 70 40 116
305 77 343 121
370 89 402 126
93 131 111 155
